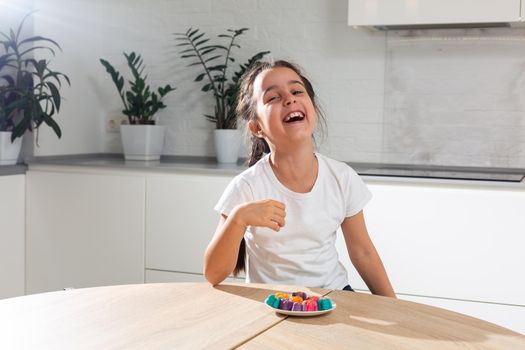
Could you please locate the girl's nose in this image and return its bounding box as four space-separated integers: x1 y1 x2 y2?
284 94 296 106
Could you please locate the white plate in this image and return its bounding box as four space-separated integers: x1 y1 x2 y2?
266 302 336 316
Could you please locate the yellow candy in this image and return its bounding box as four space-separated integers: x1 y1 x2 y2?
291 296 303 303
275 292 289 299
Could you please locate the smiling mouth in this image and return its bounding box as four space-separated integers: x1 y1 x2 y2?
283 111 305 123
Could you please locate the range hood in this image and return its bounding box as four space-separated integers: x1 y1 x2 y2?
371 22 523 31
348 0 524 31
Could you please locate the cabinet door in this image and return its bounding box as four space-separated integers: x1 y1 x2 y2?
348 0 521 26
26 170 145 294
0 175 25 299
146 173 234 274
337 181 525 306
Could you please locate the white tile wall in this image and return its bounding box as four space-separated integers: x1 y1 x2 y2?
384 28 525 167
6 1 525 168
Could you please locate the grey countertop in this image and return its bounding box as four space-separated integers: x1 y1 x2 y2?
0 164 27 176
8 153 524 184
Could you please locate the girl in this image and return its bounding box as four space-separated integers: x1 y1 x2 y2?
204 60 395 297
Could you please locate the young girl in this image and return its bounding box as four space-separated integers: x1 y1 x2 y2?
204 60 395 297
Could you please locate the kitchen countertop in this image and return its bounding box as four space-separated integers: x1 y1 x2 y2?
4 153 525 186
0 164 27 176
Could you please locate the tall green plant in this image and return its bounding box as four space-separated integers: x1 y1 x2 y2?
100 52 175 125
175 28 269 129
0 13 70 142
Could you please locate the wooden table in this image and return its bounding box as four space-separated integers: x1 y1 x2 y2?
0 283 523 349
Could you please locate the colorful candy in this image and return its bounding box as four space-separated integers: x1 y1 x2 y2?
292 291 307 300
275 292 289 299
291 302 304 311
280 299 294 311
318 298 333 311
272 296 282 309
304 300 318 311
291 296 303 303
265 294 276 307
266 291 333 313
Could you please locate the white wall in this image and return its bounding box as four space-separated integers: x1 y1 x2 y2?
31 0 103 155
0 0 33 30
1 0 35 161
7 0 525 168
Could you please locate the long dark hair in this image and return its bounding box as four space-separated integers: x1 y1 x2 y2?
232 60 326 276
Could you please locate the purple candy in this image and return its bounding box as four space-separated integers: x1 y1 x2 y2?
283 300 294 310
279 299 293 310
291 302 304 311
292 292 307 300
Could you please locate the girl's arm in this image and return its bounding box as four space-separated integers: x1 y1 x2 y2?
204 213 246 285
204 200 285 285
341 210 396 298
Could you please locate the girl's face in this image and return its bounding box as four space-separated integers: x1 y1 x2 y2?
249 67 316 149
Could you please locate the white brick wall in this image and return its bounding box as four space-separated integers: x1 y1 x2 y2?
11 0 525 168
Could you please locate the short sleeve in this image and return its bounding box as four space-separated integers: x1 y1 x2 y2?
345 166 372 218
214 175 253 216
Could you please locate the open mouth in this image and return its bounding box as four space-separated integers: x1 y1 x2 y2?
283 111 305 123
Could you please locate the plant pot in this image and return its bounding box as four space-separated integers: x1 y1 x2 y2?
0 131 23 165
120 124 165 161
214 129 241 164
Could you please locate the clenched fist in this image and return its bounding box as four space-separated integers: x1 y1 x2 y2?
230 199 286 231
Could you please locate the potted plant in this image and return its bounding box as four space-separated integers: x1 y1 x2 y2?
175 28 269 163
100 52 175 161
0 14 70 165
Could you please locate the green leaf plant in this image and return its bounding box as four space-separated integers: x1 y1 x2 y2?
175 28 270 129
0 13 70 143
100 52 175 125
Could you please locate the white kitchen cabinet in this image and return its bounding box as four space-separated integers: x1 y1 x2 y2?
398 294 525 335
336 180 525 306
348 0 521 27
145 173 234 275
145 269 244 284
26 170 145 294
0 174 25 299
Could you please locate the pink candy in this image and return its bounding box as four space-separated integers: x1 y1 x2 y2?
305 300 318 311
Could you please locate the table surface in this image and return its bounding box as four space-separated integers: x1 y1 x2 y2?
0 283 523 349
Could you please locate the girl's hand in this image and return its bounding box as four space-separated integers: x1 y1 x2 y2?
230 199 286 231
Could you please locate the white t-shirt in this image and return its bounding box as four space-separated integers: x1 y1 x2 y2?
214 153 372 289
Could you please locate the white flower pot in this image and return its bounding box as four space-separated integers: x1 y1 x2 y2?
214 129 241 164
0 131 23 165
120 124 165 161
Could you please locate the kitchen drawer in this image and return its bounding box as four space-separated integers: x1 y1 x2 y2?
145 173 235 274
337 180 525 306
0 174 25 299
26 170 145 294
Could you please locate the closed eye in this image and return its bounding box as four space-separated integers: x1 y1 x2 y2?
266 95 280 103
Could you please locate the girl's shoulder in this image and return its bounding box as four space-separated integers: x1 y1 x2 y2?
317 153 357 177
234 154 271 183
